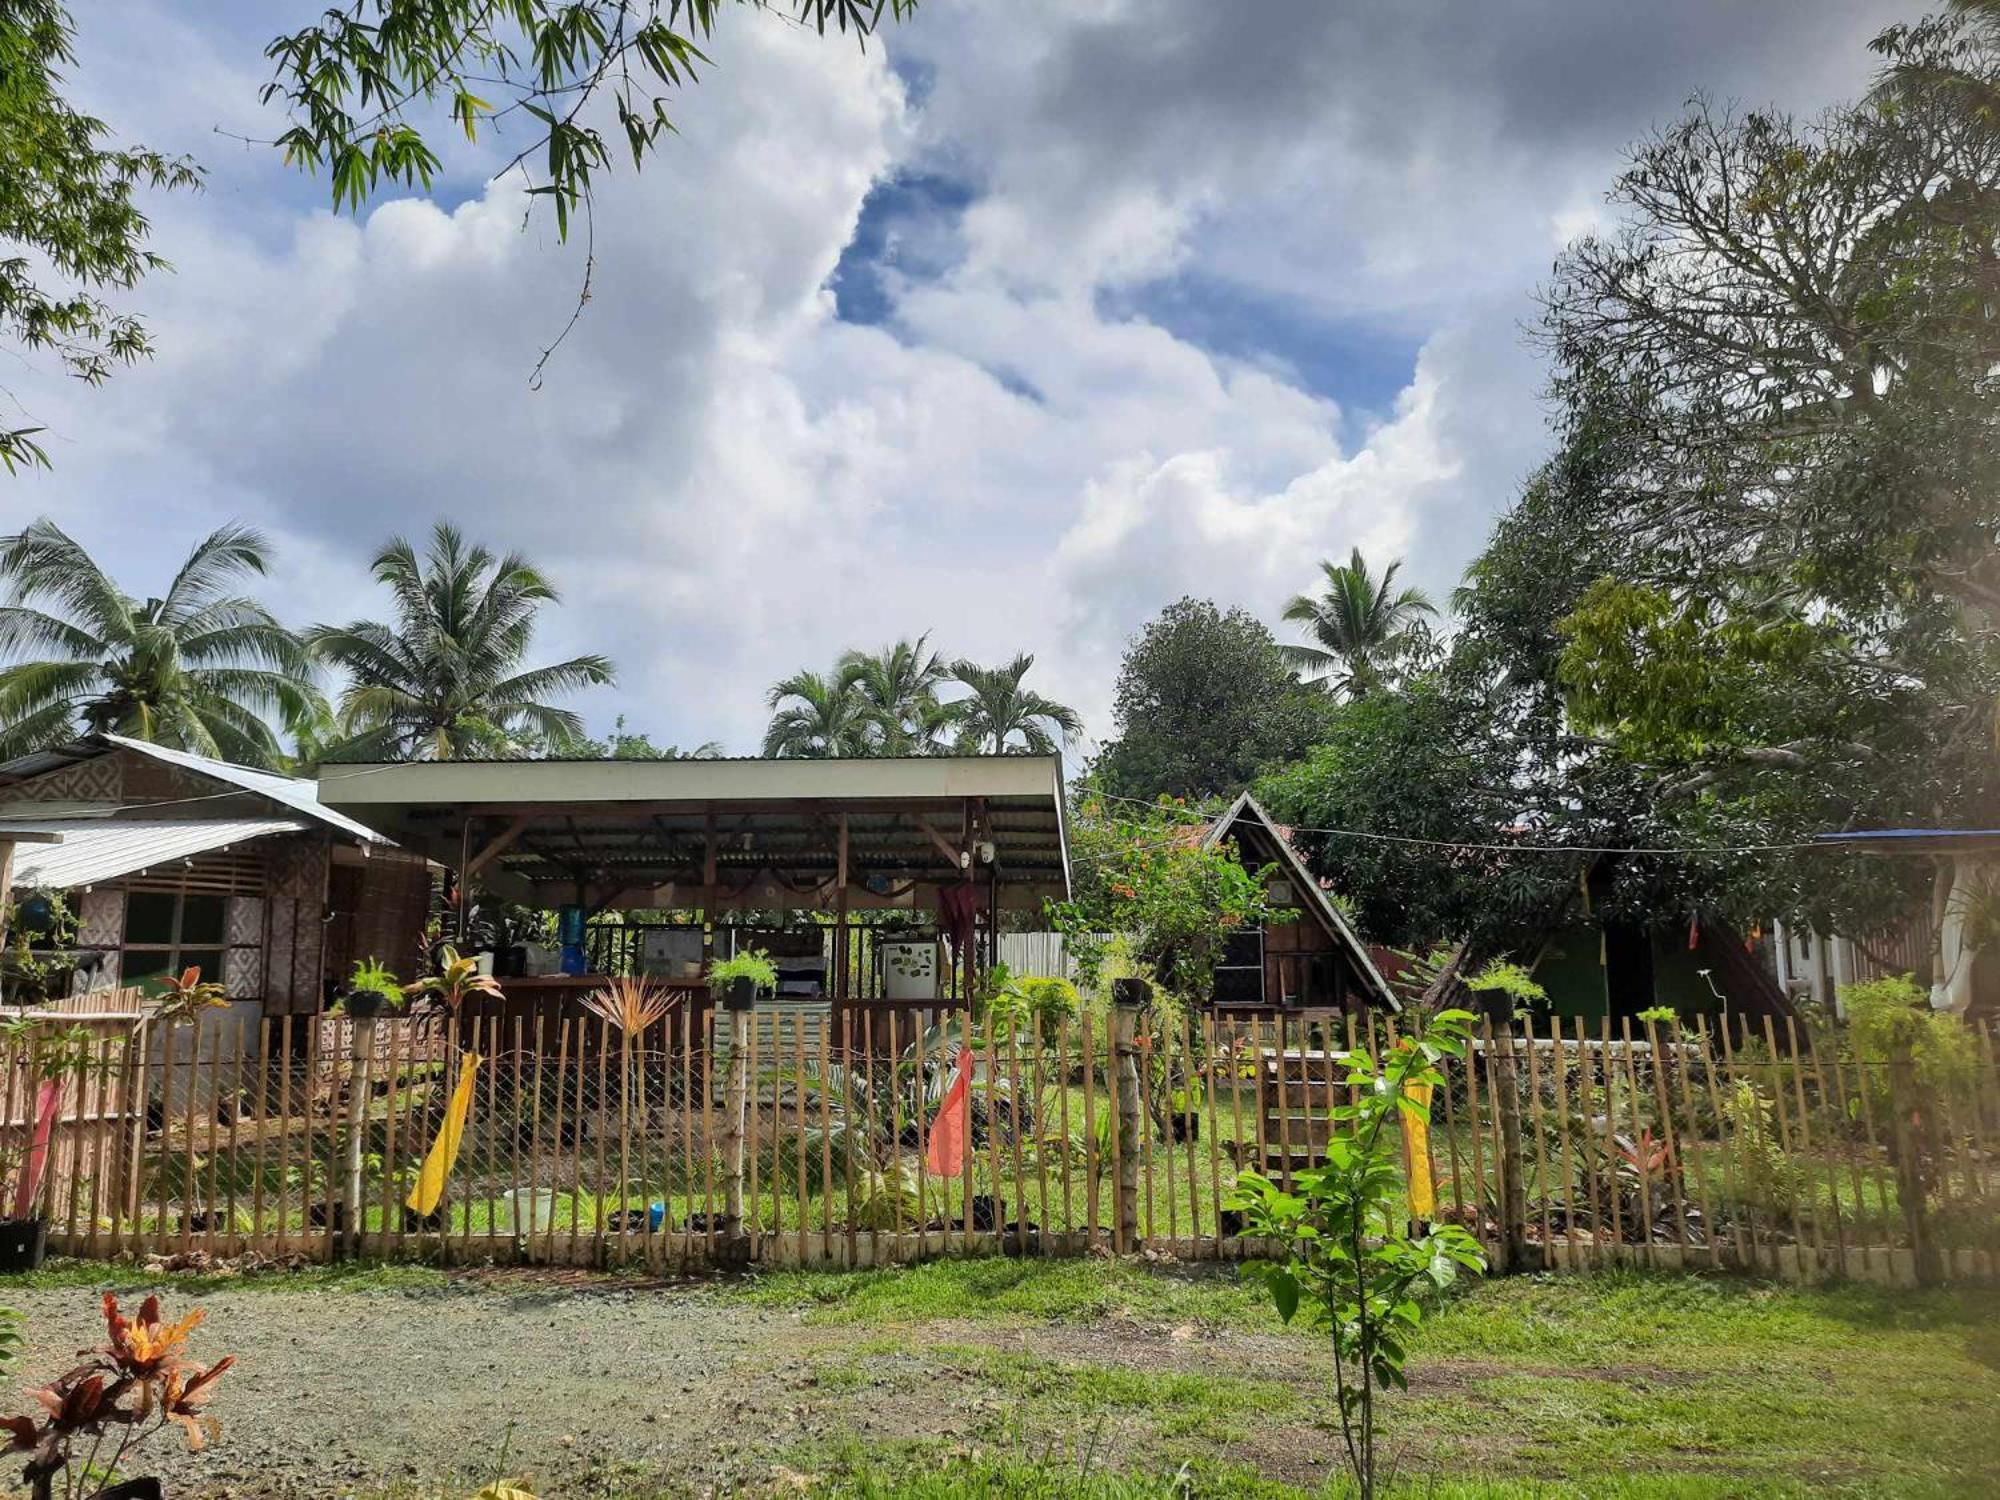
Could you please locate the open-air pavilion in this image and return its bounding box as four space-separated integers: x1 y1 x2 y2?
315 753 1073 1050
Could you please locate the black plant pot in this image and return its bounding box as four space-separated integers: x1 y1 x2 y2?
721 977 757 1013
95 1477 164 1500
1170 1110 1202 1144
341 990 386 1020
0 1218 48 1273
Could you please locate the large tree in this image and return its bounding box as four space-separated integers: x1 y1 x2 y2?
0 518 318 766
308 523 613 760
1093 598 1339 802
1536 10 1999 933
1279 549 1437 700
946 654 1080 755
0 3 200 471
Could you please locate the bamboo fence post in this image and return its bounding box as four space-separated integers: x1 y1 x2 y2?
843 1011 860 1267
525 1015 547 1261
1640 1018 1691 1264
1715 1016 1764 1274
910 1014 928 1258
1005 1027 1027 1255
1110 980 1144 1253
1596 1016 1622 1258
548 1017 570 1263
1523 1017 1553 1260
221 1023 247 1253
1272 1016 1293 1193
272 1020 293 1254
1461 1012 1490 1262
1438 1025 1469 1240
115 1022 148 1255
1886 1038 1941 1286
719 989 751 1254
677 1003 694 1266
1759 1016 1812 1278
700 1008 717 1263
1666 1020 1719 1270
888 1011 905 1252
1030 1021 1051 1254
1692 1019 1735 1269
748 1008 764 1251
381 1018 407 1255
1202 1012 1223 1258
319 1021 340 1264
1546 1017 1580 1269
1491 1013 1529 1273
1795 1020 1849 1279
817 1014 835 1262
1616 1018 1656 1265
793 1017 809 1265
506 1016 526 1248
1082 1011 1099 1252
983 1021 1006 1248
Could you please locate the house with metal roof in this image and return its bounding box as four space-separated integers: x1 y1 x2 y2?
0 734 428 1015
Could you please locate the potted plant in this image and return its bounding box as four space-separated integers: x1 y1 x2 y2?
0 1291 233 1500
402 944 503 1012
707 949 778 1012
335 958 404 1020
146 967 229 1029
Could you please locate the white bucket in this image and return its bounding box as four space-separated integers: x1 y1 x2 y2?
501 1188 556 1233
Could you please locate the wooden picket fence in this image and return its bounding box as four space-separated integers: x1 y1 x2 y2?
2 1001 1994 1285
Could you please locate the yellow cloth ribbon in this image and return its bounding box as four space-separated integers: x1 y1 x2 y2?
407 1052 481 1217
1400 1080 1436 1221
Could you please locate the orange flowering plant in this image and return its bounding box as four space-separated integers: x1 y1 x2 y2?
1 1293 234 1500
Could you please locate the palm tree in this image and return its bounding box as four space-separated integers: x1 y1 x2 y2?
840 634 953 753
1280 548 1437 699
763 667 871 758
307 523 613 761
946 653 1081 754
0 518 319 766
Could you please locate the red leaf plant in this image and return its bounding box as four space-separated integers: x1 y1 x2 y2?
3 1293 234 1500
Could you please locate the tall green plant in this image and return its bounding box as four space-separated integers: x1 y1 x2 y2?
1227 1009 1487 1500
0 520 320 766
308 523 613 761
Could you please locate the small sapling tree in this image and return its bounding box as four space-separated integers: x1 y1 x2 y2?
1227 1008 1487 1500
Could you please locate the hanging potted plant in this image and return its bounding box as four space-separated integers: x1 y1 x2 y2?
0 1019 100 1273
333 959 405 1020
707 949 778 1012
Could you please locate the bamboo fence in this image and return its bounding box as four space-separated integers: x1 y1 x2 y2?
0 1002 1991 1286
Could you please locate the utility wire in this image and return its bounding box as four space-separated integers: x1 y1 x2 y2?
1073 787 1835 859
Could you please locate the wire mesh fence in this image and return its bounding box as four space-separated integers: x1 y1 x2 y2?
0 1002 1992 1283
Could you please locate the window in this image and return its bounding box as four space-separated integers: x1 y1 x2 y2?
1212 927 1265 1006
121 892 228 988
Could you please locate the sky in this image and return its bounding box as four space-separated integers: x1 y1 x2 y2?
0 0 1913 759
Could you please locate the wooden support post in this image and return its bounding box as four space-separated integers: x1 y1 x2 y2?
721 990 752 1266
1490 1014 1529 1273
1111 978 1146 1253
343 1015 375 1259
1888 1039 1941 1286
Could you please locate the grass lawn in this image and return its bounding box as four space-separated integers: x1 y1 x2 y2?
7 1255 1994 1498
740 1259 2000 1500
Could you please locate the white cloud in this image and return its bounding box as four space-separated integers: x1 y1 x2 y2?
0 0 1915 761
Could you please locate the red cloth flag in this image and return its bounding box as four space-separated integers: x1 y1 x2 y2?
12 1081 61 1219
926 1048 973 1178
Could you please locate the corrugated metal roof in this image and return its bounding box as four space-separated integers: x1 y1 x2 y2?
91 735 385 844
5 819 307 890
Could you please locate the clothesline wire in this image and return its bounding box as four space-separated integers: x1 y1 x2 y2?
1071 787 1835 860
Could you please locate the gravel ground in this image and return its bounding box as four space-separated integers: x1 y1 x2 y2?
0 1273 1310 1499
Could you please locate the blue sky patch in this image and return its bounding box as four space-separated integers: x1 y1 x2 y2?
1098 273 1421 422
829 170 974 325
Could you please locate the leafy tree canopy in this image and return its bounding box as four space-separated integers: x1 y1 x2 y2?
263 1 917 242
0 2 200 471
1093 598 1340 802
